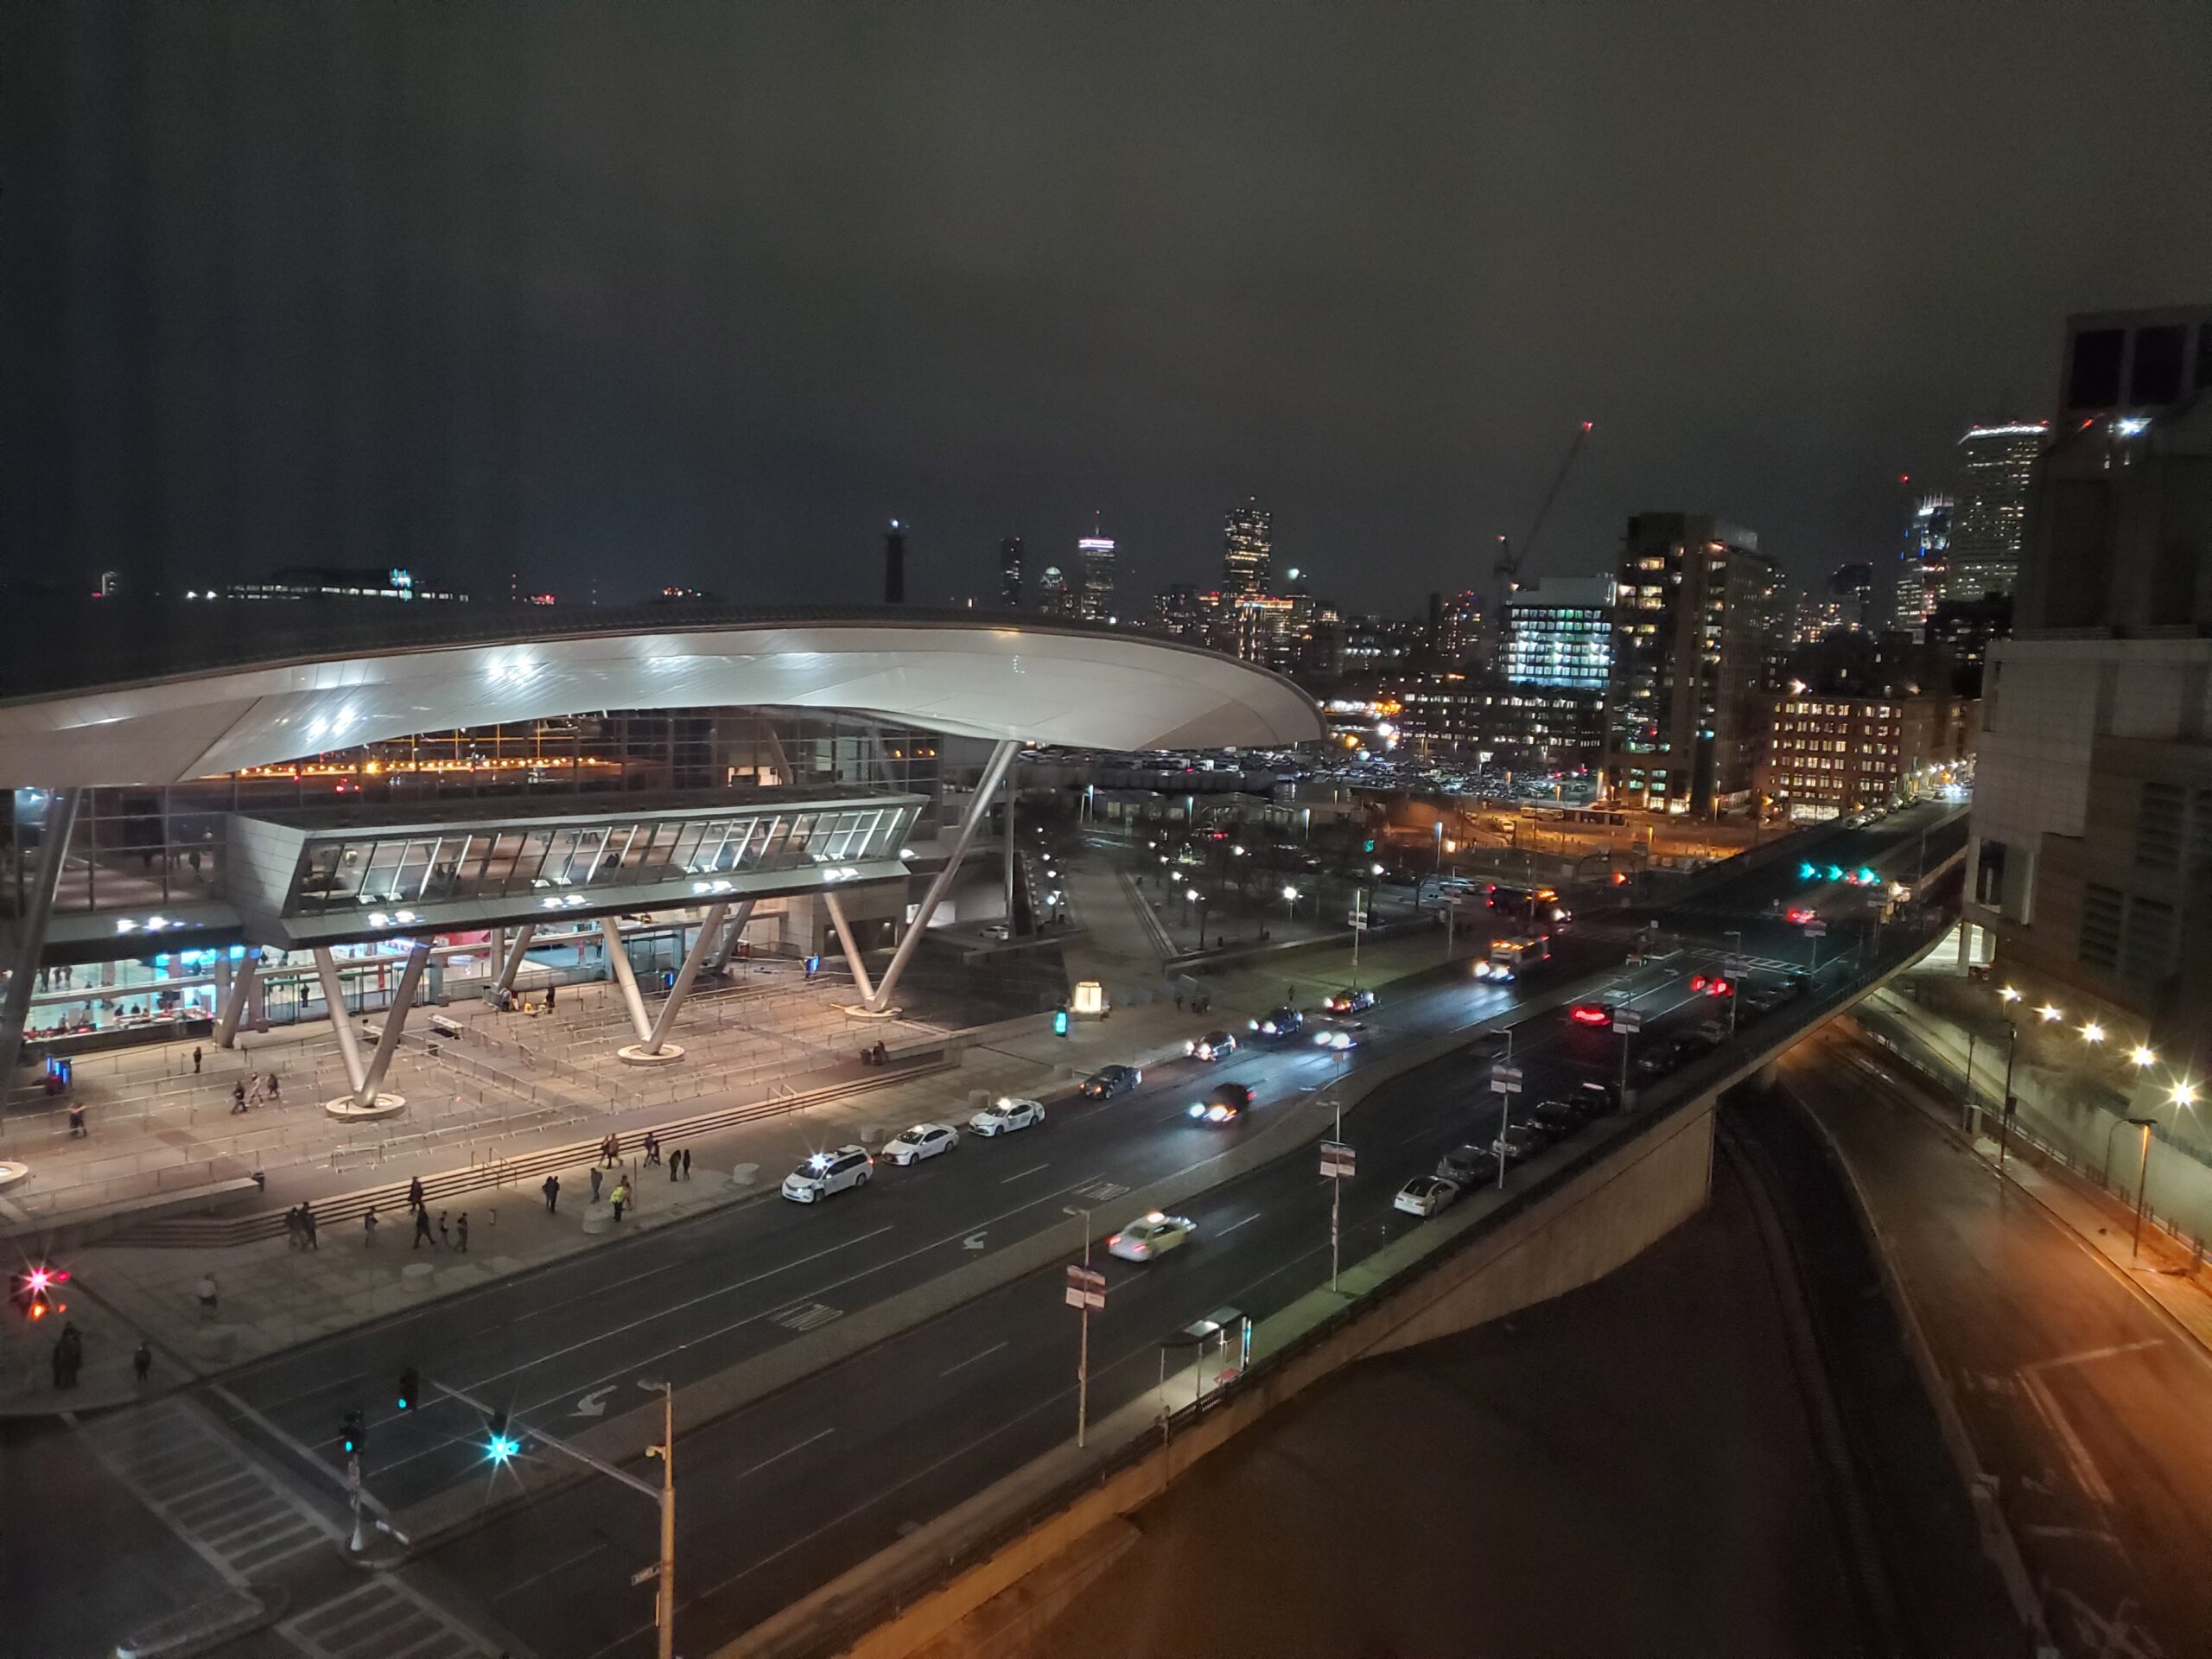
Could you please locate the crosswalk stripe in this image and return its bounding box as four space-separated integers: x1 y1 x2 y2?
279 1576 499 1659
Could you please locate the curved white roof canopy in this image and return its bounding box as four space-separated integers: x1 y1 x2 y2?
0 617 1322 787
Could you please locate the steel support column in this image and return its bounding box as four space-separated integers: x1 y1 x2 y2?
214 954 259 1048
819 892 876 1003
641 904 726 1055
705 899 754 973
495 923 537 994
601 917 655 1044
355 939 433 1106
312 947 370 1095
0 787 81 1090
865 739 1017 1014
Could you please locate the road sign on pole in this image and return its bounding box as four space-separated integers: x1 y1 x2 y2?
1802 920 1827 937
1491 1063 1523 1096
1320 1140 1356 1179
1611 1007 1642 1034
1065 1264 1106 1309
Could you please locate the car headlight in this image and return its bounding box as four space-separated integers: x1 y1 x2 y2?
1208 1104 1230 1121
1188 1103 1205 1117
1249 1019 1260 1031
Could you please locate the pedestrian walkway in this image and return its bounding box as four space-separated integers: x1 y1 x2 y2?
278 1574 499 1659
79 1394 340 1583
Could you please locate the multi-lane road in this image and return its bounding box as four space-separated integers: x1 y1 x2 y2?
10 799 1962 1659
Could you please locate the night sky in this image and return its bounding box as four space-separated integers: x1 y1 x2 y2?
5 3 2208 614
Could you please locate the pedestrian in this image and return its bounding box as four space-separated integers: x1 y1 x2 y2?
302 1205 318 1251
1174 990 1185 1011
589 1166 603 1203
192 1046 202 1074
363 1207 379 1246
436 1211 450 1249
267 1073 281 1106
611 1181 627 1223
407 1174 425 1213
133 1340 153 1387
670 1149 680 1183
232 1079 247 1115
285 1205 303 1250
543 1173 560 1213
681 1147 691 1180
197 1273 219 1321
645 1132 660 1166
412 1206 434 1249
545 982 556 1010
67 1103 86 1137
455 1212 469 1252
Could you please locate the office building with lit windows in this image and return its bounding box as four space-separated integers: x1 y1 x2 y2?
1077 528 1116 621
1603 514 1777 815
1763 693 1971 820
1223 499 1272 597
1892 495 1952 636
1947 423 2045 600
1490 576 1612 769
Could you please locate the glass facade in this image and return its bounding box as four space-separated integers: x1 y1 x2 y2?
284 799 919 918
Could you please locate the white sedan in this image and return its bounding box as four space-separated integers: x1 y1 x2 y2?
969 1096 1046 1136
1313 1018 1369 1052
880 1122 959 1166
1394 1175 1461 1217
1107 1211 1198 1262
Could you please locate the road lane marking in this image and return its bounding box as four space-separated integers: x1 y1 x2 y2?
737 1426 836 1481
999 1162 1051 1184
494 1539 609 1600
1217 1212 1262 1236
2018 1370 2114 1508
939 1341 1009 1378
2023 1337 2165 1372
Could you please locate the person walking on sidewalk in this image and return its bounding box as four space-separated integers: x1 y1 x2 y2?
543 1173 561 1213
362 1207 379 1247
232 1080 247 1115
285 1206 303 1250
455 1212 469 1253
545 981 556 1010
407 1175 425 1213
436 1211 450 1249
589 1166 603 1204
644 1132 660 1166
266 1073 281 1106
67 1102 86 1138
670 1150 680 1184
682 1147 692 1179
133 1340 153 1387
412 1207 434 1249
192 1046 202 1074
302 1205 318 1251
197 1274 219 1322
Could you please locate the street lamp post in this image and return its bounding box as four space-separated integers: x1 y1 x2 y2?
1063 1205 1095 1445
2128 1117 2158 1260
1188 889 1206 951
1281 885 1300 924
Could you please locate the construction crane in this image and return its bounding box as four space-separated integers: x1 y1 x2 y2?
1492 421 1594 598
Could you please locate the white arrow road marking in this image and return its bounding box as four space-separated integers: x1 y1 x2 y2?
963 1233 987 1250
573 1385 615 1418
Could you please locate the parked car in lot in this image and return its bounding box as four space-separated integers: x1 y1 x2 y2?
1188 1081 1255 1124
781 1145 874 1203
1186 1030 1240 1062
969 1096 1046 1136
1325 986 1376 1014
1438 1144 1499 1187
1313 1018 1368 1052
1107 1211 1197 1262
1081 1065 1142 1099
1249 1006 1305 1039
1394 1175 1461 1217
1493 1123 1548 1165
880 1122 957 1166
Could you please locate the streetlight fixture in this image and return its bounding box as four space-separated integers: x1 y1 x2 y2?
2131 1045 2158 1070
1281 885 1300 922
2175 1082 2200 1108
1999 985 2023 1005
2037 1003 2063 1024
2081 1022 2106 1045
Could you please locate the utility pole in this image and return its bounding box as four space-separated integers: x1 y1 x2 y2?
647 1382 676 1659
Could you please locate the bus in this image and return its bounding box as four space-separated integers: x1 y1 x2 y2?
1487 881 1573 926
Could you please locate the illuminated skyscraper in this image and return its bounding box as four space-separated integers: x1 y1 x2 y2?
1892 495 1952 635
1224 499 1272 596
1077 520 1116 620
999 537 1023 610
1947 423 2046 600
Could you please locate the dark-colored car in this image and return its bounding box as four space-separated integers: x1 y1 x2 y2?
1186 1030 1239 1062
1081 1065 1142 1099
1188 1081 1255 1125
1576 1080 1620 1117
1325 987 1376 1014
1249 1007 1304 1039
1437 1144 1499 1187
1529 1099 1581 1137
1493 1122 1547 1165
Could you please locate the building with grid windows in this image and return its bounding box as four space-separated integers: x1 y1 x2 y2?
1602 514 1777 815
1223 499 1272 597
1761 694 1972 820
1491 576 1612 769
1947 423 2045 600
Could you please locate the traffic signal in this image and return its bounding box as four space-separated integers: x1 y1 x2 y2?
340 1407 365 1457
1363 838 1376 853
10 1264 68 1321
396 1366 419 1411
484 1409 519 1463
1053 1007 1069 1037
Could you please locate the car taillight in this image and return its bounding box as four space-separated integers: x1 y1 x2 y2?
1108 1234 1122 1247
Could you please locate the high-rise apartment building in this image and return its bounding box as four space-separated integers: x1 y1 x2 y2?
1968 303 2212 1116
1153 583 1209 643
1435 590 1485 669
1224 500 1272 597
1892 496 1952 637
1034 564 1074 617
1603 514 1777 815
999 537 1023 610
1077 524 1116 621
1491 575 1614 770
1947 423 2046 601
